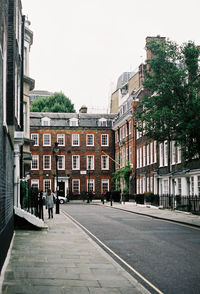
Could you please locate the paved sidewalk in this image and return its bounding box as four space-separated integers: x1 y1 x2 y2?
2 209 150 294
98 201 200 228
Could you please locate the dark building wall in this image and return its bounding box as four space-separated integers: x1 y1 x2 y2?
0 0 16 272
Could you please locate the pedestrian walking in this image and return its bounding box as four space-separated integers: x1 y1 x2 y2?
45 189 54 219
38 190 44 220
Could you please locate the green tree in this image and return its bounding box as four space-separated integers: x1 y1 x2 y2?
135 39 200 162
30 92 76 113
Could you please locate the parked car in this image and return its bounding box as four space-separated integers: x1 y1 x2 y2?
56 195 67 204
42 193 67 204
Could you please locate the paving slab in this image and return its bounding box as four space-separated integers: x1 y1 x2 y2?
1 209 150 294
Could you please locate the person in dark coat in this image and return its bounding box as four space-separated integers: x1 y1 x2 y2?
38 190 44 220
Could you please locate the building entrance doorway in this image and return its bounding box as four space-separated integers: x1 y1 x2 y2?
58 181 65 197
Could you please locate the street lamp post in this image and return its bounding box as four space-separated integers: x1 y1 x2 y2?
53 142 60 214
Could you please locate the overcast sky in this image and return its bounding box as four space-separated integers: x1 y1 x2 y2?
22 0 200 113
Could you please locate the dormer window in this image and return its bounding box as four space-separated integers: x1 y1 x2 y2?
70 118 78 126
41 117 50 126
98 118 107 127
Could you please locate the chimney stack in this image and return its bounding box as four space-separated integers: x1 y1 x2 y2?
79 105 87 113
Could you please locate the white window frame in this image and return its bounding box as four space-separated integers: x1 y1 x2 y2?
31 155 39 170
72 155 80 170
154 141 157 163
164 141 168 166
150 142 153 164
86 134 94 146
43 179 51 192
198 176 200 196
137 149 139 168
58 155 65 170
137 179 140 194
101 155 109 170
31 179 39 189
41 117 50 126
70 118 78 126
43 134 51 146
171 141 176 165
159 143 163 167
101 179 109 193
72 133 80 146
43 155 51 170
101 134 109 146
87 179 95 192
115 131 118 143
98 118 107 127
191 176 194 196
139 148 142 168
72 179 80 194
129 121 132 135
87 155 94 170
143 146 146 167
143 176 146 193
177 178 182 195
57 134 65 146
147 144 150 165
163 179 168 195
129 147 133 166
31 133 39 146
140 178 143 193
150 177 153 192
177 145 181 163
147 177 150 192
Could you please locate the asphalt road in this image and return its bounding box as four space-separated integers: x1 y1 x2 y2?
62 204 200 294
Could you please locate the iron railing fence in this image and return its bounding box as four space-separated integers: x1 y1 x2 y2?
20 182 44 219
135 193 200 213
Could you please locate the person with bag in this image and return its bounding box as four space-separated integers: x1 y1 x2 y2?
45 188 54 219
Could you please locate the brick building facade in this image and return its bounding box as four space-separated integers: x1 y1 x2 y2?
30 110 116 199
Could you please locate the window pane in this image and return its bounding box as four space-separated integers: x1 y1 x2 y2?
72 155 80 170
58 155 65 169
57 134 65 146
102 155 109 169
102 179 109 192
31 179 39 189
87 134 94 146
43 134 51 146
72 134 79 146
87 155 94 170
43 155 51 169
72 180 80 193
101 134 108 146
31 134 38 145
87 179 94 192
32 155 38 169
44 180 51 192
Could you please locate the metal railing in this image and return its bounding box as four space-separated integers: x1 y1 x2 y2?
20 182 44 219
135 193 200 213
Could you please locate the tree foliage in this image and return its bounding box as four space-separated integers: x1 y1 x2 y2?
30 92 76 113
135 39 200 161
112 162 132 193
